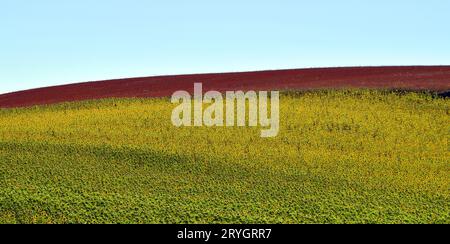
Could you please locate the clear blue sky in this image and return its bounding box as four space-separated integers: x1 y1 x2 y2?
1 0 449 94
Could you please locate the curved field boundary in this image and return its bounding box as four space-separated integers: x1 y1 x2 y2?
1 66 449 108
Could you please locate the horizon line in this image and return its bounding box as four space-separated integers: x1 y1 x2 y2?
2 65 449 96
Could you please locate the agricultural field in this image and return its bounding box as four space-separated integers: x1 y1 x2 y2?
0 90 448 224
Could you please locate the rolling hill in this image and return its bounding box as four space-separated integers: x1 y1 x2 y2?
1 66 449 108
0 66 448 224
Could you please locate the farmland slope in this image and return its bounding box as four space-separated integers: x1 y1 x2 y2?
0 91 449 223
1 66 450 108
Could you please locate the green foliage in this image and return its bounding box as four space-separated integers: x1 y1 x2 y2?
0 90 448 224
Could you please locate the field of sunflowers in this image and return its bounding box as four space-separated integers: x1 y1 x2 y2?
0 90 448 223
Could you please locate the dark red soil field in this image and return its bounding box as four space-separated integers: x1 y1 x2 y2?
1 66 449 108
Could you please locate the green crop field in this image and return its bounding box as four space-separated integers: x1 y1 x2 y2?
0 90 448 224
